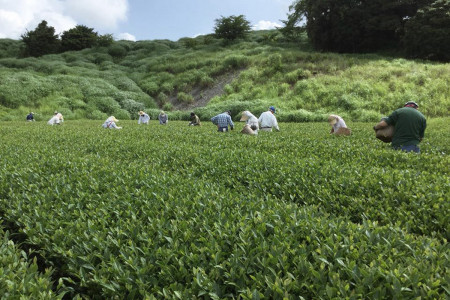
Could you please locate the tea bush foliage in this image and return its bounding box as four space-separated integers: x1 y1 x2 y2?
0 119 448 298
0 228 65 299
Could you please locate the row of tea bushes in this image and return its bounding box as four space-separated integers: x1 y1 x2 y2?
0 120 448 298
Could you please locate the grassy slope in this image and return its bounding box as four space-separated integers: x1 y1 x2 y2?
0 31 449 122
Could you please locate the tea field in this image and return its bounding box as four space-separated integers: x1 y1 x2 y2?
0 119 448 299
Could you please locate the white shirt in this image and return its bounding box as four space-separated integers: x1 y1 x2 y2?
332 117 347 132
47 115 60 125
258 111 279 131
138 113 150 124
242 111 259 130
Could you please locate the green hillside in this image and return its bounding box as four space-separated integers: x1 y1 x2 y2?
0 31 449 122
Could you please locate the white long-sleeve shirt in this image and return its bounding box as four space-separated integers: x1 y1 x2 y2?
258 111 279 131
332 117 347 133
47 115 61 125
138 113 150 124
242 111 259 130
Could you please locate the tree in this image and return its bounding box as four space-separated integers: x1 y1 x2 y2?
283 0 436 53
61 25 98 52
21 20 60 57
97 34 114 47
403 0 450 61
214 15 251 41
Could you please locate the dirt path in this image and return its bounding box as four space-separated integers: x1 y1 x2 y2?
169 70 242 110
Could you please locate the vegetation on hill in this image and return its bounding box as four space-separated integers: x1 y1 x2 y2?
0 29 449 122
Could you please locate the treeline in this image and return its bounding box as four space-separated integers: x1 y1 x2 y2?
20 20 113 57
282 0 450 61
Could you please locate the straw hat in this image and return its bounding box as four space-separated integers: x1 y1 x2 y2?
328 115 338 125
138 111 144 115
240 111 249 122
111 116 118 122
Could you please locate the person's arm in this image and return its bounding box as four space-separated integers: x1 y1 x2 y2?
373 120 388 131
211 116 218 125
420 119 426 141
229 116 234 130
273 116 280 131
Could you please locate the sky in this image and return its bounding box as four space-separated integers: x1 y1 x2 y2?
0 0 293 42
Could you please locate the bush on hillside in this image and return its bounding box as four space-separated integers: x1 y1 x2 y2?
88 96 121 115
108 45 127 58
85 108 107 120
223 55 250 70
177 92 194 103
120 99 145 119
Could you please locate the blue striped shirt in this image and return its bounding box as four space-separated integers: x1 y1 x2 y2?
211 113 234 129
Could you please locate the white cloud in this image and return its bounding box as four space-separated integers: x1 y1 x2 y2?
65 0 128 30
252 20 282 31
116 32 136 41
0 0 128 39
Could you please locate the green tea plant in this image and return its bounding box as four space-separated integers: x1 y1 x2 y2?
0 119 448 298
0 227 65 299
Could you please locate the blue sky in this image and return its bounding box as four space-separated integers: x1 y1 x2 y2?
0 0 293 41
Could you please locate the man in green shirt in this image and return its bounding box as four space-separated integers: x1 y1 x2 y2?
373 101 426 153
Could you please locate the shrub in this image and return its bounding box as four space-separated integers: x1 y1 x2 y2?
223 55 250 70
120 99 145 118
162 102 173 111
108 44 127 58
85 108 107 120
112 108 131 120
140 80 159 96
88 96 121 115
177 92 194 103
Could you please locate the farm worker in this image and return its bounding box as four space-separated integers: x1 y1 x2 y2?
159 111 168 125
240 111 259 132
26 112 35 122
56 112 64 122
102 116 122 129
138 111 150 125
189 112 201 126
373 101 426 153
211 110 234 132
47 111 63 125
258 106 279 132
241 124 258 135
328 114 351 136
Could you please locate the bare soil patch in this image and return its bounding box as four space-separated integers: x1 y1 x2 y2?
169 70 242 110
